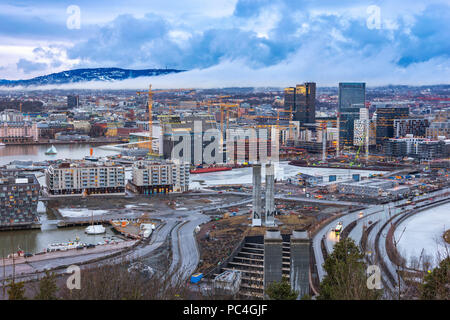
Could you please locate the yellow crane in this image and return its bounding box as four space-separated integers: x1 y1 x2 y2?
136 85 195 155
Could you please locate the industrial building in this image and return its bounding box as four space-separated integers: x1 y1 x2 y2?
45 160 125 196
128 160 190 194
0 171 40 230
338 179 410 197
288 172 324 186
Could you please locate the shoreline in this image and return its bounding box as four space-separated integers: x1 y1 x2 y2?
2 139 123 146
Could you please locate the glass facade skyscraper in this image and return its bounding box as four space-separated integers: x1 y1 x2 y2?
338 82 366 147
376 105 410 147
284 82 316 126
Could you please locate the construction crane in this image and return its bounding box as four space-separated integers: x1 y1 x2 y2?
136 85 154 147
199 96 241 135
136 85 195 155
320 122 327 162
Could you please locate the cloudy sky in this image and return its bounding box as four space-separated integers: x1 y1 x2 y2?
0 0 449 87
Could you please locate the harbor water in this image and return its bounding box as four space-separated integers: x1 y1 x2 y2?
0 143 388 255
0 143 119 167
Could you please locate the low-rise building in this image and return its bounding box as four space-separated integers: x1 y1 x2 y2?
128 160 190 194
288 172 323 186
0 110 38 143
338 179 395 197
0 171 40 229
45 160 125 196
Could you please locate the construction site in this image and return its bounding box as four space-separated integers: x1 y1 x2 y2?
194 163 353 299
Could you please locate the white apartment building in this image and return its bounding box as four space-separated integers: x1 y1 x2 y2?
46 161 125 196
129 160 190 194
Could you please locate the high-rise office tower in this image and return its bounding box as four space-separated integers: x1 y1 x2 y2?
376 105 410 147
294 83 316 125
283 87 295 113
67 95 79 108
338 82 365 147
284 83 316 126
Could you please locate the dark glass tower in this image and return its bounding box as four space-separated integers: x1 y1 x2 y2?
284 83 316 126
338 82 365 147
376 105 410 147
294 82 316 125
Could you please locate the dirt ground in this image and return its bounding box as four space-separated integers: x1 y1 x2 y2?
195 208 318 274
196 215 250 274
46 193 246 220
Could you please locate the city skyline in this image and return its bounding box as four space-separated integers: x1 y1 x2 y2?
0 0 449 88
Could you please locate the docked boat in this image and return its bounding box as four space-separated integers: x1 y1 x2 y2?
47 239 82 252
0 143 5 147
85 209 106 234
45 145 57 155
85 224 106 235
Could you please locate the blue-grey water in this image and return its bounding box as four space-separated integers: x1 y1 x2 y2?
0 143 121 255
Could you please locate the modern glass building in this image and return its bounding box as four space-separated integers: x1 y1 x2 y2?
284 82 316 126
376 105 410 147
338 82 365 147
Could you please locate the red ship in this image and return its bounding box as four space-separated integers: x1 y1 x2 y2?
190 167 232 174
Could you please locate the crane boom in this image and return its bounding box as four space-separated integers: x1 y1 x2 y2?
136 85 154 154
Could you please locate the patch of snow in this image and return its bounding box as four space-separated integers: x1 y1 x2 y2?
59 208 109 218
395 202 450 268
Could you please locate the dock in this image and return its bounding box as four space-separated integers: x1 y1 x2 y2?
56 218 111 228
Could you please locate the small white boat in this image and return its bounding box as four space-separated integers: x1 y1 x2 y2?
45 145 57 155
47 239 81 252
0 143 5 147
85 225 106 235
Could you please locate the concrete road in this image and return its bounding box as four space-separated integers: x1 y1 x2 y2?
169 197 253 282
312 188 450 284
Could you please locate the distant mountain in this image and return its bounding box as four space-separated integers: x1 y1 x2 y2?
0 67 185 87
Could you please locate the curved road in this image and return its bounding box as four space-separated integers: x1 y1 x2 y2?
313 188 450 289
